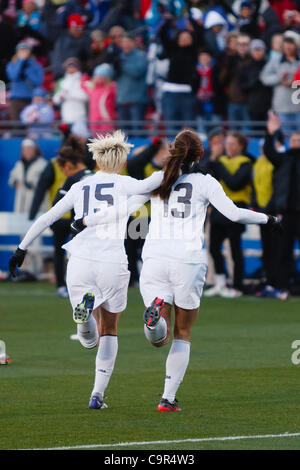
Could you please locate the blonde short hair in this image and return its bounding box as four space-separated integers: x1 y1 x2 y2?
87 130 133 173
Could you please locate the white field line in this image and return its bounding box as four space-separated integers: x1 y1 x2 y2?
24 432 300 450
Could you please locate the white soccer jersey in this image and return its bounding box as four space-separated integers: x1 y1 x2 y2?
19 170 164 264
141 172 268 264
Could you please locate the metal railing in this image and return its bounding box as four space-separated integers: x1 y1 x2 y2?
0 119 297 138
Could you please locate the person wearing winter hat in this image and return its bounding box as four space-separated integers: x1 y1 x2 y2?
81 63 116 133
51 13 91 79
203 10 228 58
20 87 55 137
239 38 272 130
53 57 89 124
6 40 44 121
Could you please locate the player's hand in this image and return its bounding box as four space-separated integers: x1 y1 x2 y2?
9 248 27 278
266 215 282 232
70 218 86 235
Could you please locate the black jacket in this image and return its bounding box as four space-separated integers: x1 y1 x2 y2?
159 18 203 92
239 58 272 117
263 132 300 213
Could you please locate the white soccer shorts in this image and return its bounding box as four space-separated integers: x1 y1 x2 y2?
66 256 130 313
139 258 207 310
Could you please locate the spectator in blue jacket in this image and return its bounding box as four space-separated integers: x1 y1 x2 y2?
6 41 44 121
112 33 148 131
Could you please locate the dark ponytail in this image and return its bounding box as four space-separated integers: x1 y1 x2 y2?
57 135 86 168
153 129 204 200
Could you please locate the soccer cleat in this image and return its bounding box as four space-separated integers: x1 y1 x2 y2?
73 293 95 324
158 398 181 412
143 297 164 328
88 394 108 410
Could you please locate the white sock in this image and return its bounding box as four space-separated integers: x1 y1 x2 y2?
77 315 98 349
162 339 191 402
91 335 118 399
216 274 226 288
144 316 167 344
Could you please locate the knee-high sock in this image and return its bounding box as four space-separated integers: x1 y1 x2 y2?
77 315 98 349
91 335 118 400
162 339 191 402
144 316 167 343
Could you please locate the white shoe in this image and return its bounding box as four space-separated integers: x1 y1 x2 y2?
219 287 243 298
57 286 68 298
204 285 222 297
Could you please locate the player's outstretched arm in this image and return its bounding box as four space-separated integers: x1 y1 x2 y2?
120 171 164 196
9 185 77 277
81 194 150 230
208 177 272 225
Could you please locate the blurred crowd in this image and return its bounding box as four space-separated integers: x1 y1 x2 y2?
7 110 300 301
3 0 300 301
1 0 300 135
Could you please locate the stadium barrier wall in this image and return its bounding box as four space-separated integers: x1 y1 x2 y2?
0 136 286 277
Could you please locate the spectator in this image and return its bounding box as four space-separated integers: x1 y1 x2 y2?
55 0 95 30
20 86 55 137
113 33 148 131
199 126 226 171
239 39 272 128
159 16 202 129
104 25 125 72
218 33 251 126
269 33 283 60
17 0 41 31
260 32 300 133
86 29 107 75
0 13 17 81
105 25 125 59
8 138 47 213
236 0 260 37
6 41 44 120
51 13 91 79
252 138 281 298
195 49 220 136
204 131 253 297
203 10 228 59
263 111 300 300
260 6 283 48
53 57 88 125
99 0 142 33
212 31 238 121
81 63 116 133
0 0 22 19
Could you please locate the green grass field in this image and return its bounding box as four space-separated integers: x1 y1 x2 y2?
1 282 300 450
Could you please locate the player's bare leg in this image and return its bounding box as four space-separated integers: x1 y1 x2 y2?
89 307 121 410
158 305 198 412
143 298 171 348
